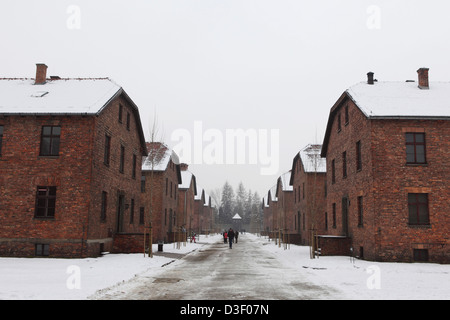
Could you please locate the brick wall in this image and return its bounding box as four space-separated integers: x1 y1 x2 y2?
0 93 146 257
324 95 449 263
141 159 180 244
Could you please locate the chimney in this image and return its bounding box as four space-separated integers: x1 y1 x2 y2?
417 68 429 89
180 163 189 171
367 72 374 85
35 63 48 85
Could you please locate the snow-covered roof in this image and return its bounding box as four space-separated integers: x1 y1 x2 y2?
232 213 242 220
142 143 180 172
346 81 450 119
195 187 204 201
268 185 278 203
179 170 193 189
0 78 122 115
204 192 211 207
278 171 293 192
299 144 326 173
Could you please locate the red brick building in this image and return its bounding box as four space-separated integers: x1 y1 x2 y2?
141 142 182 244
193 187 212 234
178 164 198 239
321 68 450 263
275 171 294 243
0 64 148 257
289 144 327 245
262 185 278 236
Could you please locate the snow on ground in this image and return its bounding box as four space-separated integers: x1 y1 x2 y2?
255 234 450 300
0 234 219 300
0 233 448 300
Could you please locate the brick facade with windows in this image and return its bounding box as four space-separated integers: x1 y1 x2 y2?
0 64 147 257
275 171 294 243
289 144 327 245
141 142 182 244
178 164 198 240
321 69 450 263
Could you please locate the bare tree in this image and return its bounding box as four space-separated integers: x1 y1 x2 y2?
143 112 165 258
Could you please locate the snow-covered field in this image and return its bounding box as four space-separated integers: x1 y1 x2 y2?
0 233 448 300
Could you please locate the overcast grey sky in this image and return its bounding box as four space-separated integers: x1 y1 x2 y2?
1 0 450 199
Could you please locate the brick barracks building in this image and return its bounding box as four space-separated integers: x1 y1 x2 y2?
0 64 148 258
321 68 449 263
141 142 182 244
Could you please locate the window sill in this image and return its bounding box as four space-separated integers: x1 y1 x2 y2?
408 224 431 229
34 217 55 221
406 163 428 167
38 156 59 159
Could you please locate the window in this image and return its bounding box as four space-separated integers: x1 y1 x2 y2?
0 126 3 156
35 186 56 218
324 212 328 230
337 113 341 132
141 175 146 193
119 104 123 123
413 249 429 262
356 140 362 171
130 199 135 224
408 193 429 225
40 126 61 156
357 196 363 227
132 154 137 179
101 191 107 221
331 159 336 184
342 151 347 178
35 244 49 256
139 207 145 225
406 133 426 164
104 135 111 166
344 105 349 125
332 203 336 228
126 112 130 131
119 145 125 173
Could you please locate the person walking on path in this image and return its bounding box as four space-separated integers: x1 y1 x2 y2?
227 228 235 249
223 231 228 244
235 231 239 243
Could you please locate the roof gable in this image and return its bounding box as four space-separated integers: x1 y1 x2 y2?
321 80 450 157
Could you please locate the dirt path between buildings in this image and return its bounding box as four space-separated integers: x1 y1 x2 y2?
93 234 342 300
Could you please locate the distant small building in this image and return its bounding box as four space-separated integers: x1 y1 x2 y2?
232 213 242 231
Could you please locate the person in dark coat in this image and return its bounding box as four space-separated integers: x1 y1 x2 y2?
235 230 239 243
227 228 235 249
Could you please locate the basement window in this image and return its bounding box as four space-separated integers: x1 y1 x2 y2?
35 244 49 256
413 249 429 262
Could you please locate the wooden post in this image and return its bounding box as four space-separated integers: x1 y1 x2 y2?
149 223 153 258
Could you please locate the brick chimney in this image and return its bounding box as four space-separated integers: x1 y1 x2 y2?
417 68 429 89
35 63 48 85
367 72 375 85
